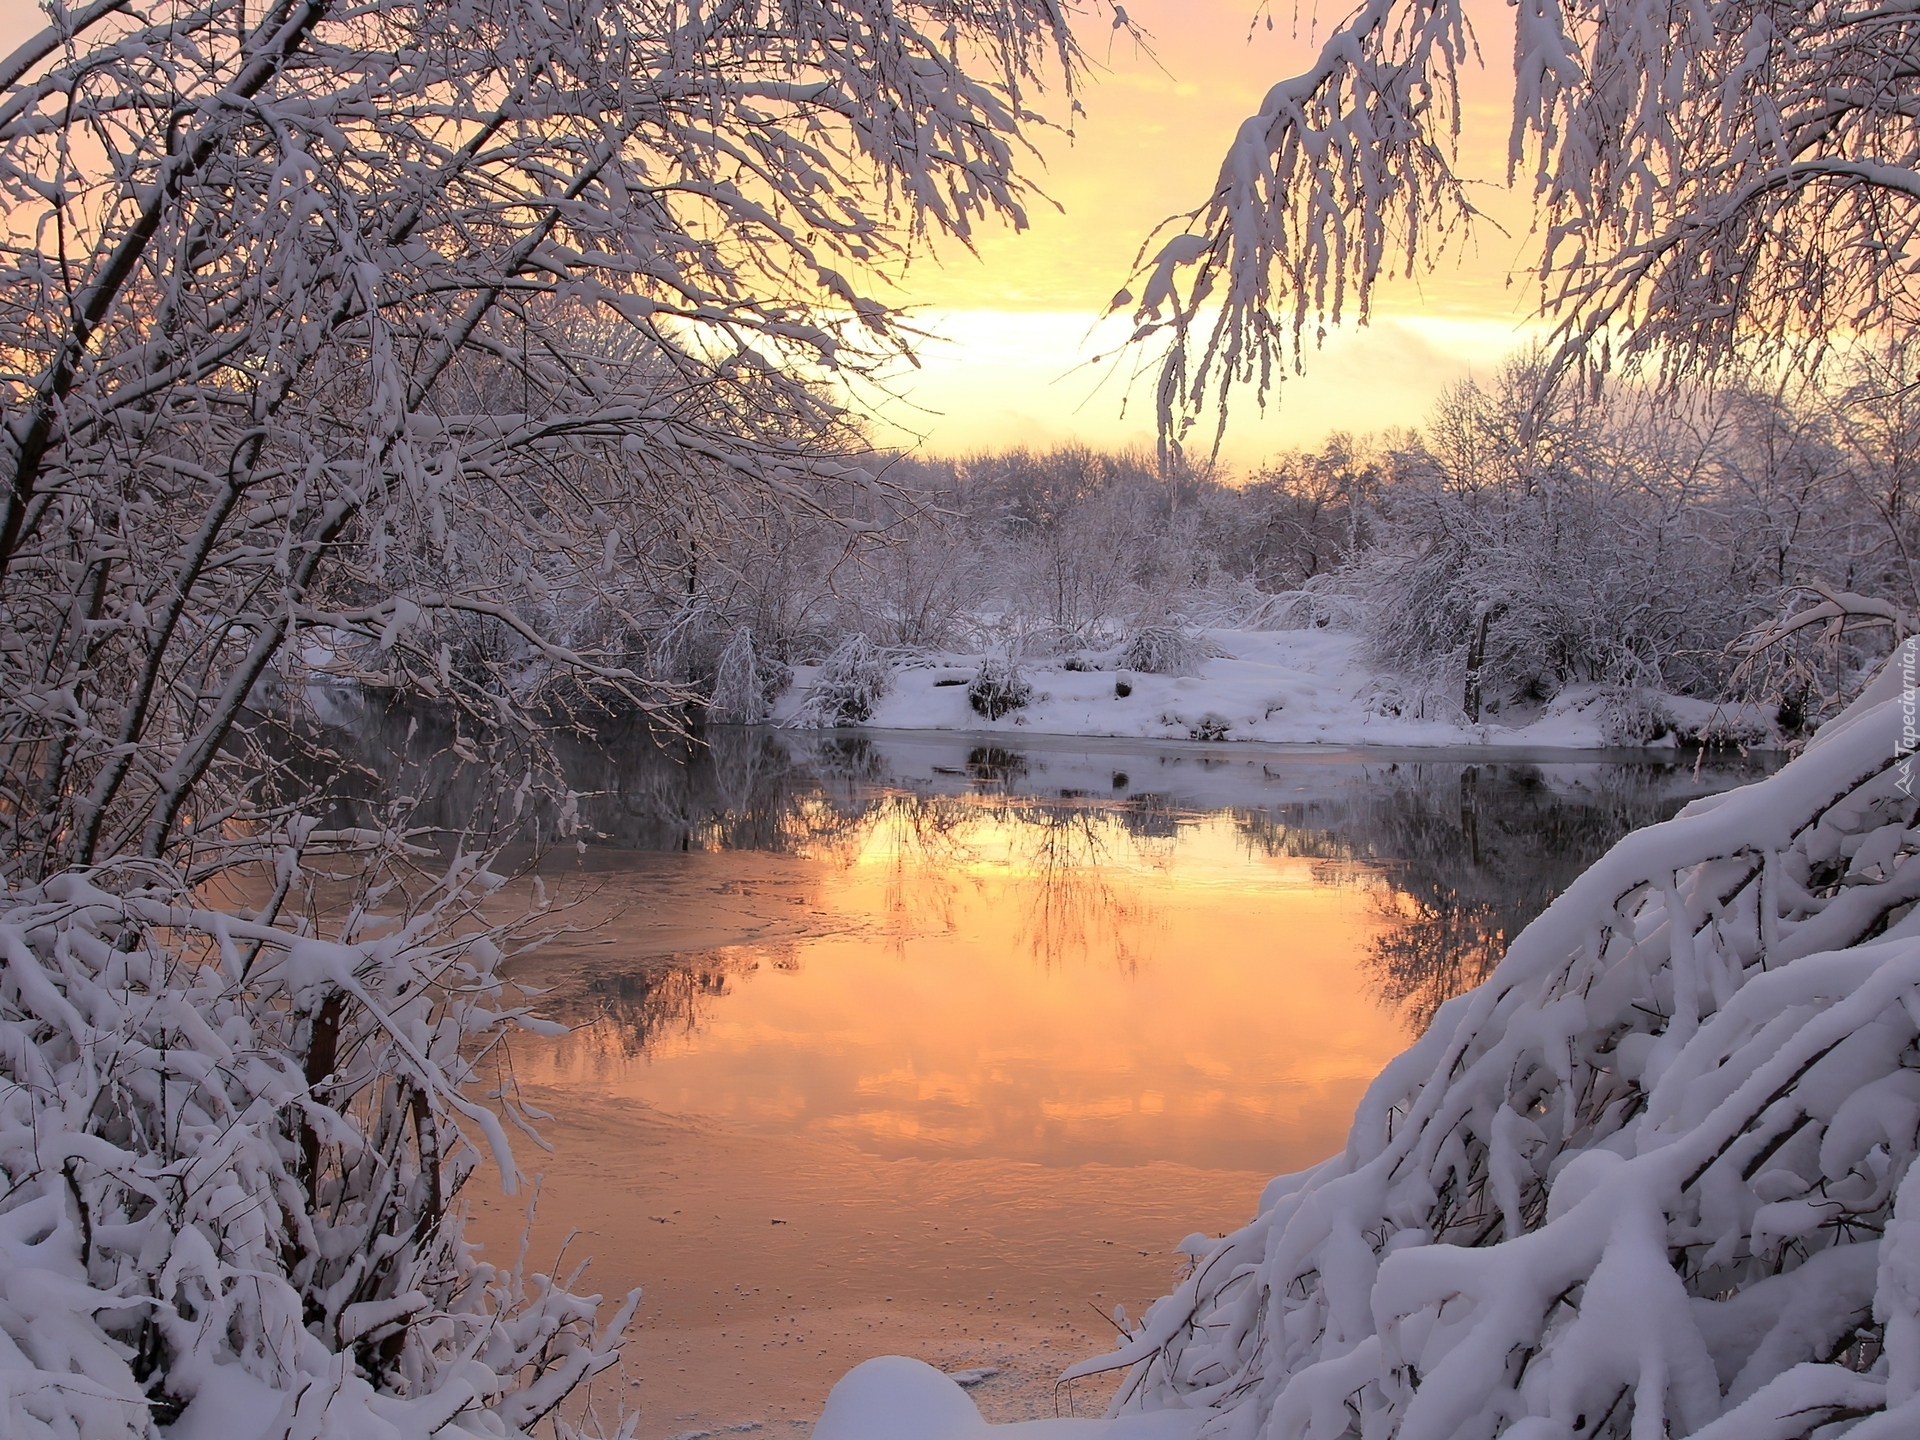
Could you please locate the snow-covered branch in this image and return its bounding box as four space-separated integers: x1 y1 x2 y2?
1125 0 1477 449
1095 642 1920 1438
0 857 628 1437
1143 0 1920 434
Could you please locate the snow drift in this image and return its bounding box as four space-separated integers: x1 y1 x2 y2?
1067 641 1920 1438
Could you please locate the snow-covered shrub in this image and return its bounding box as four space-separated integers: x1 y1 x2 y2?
1360 673 1451 722
1595 685 1677 745
709 626 789 724
967 656 1034 719
1689 707 1778 751
0 857 632 1438
1121 624 1219 676
1180 575 1299 630
794 634 892 726
1083 644 1920 1439
1266 574 1368 632
1188 713 1231 742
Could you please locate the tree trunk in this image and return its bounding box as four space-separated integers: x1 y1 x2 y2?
1463 604 1494 722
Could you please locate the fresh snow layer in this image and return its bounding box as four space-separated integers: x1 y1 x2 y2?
771 629 1776 751
812 1358 1198 1440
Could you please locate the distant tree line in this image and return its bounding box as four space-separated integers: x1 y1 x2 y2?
477 344 1912 736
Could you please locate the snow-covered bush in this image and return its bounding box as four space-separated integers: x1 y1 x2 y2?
1268 576 1370 633
1588 686 1678 746
0 857 633 1438
1179 576 1301 631
1188 713 1231 742
709 627 789 724
967 656 1035 720
1082 644 1920 1438
794 635 893 726
1121 625 1220 677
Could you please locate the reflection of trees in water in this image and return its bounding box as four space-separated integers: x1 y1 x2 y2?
1113 792 1189 844
1003 801 1149 973
295 709 1767 1043
551 945 790 1060
288 700 882 853
846 788 1150 971
1234 762 1755 1029
566 722 858 852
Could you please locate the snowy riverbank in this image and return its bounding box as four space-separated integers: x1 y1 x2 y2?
772 629 1783 752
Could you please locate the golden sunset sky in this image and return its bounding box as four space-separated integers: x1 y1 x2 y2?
0 0 1543 471
868 0 1546 469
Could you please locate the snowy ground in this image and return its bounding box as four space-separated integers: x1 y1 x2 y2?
771 629 1778 751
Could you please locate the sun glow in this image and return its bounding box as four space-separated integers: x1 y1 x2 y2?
867 0 1543 465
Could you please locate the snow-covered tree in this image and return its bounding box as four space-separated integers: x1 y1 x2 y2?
1131 0 1920 438
0 0 1092 877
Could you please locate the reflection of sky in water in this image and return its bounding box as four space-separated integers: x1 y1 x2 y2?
513 804 1409 1174
457 748 1770 1435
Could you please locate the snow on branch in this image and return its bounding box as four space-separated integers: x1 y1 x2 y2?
1089 640 1920 1438
1522 0 1920 385
1742 580 1918 652
1125 0 1479 452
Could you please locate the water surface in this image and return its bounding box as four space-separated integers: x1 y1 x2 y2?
320 719 1771 1435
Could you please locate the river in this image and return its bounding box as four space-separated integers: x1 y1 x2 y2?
307 710 1773 1437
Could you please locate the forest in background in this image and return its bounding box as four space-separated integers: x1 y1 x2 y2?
493 344 1917 739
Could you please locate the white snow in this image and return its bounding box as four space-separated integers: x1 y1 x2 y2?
812 1358 1199 1440
773 629 1780 751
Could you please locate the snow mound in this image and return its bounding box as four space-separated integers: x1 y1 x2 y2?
1070 640 1920 1437
813 1357 1197 1440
